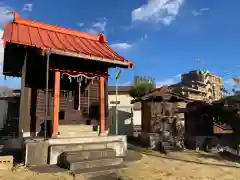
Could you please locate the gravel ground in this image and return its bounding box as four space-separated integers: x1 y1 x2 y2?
118 150 240 180
0 150 239 180
0 169 72 180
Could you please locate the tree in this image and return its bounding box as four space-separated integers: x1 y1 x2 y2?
129 74 156 100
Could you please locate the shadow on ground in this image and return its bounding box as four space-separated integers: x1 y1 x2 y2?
197 151 240 164
127 136 148 148
28 165 67 173
123 150 143 163
128 143 240 169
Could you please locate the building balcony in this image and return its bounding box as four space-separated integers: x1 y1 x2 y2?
181 86 207 94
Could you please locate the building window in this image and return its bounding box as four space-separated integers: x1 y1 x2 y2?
110 101 120 105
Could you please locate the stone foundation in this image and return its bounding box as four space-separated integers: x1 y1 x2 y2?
24 135 127 166
140 132 162 149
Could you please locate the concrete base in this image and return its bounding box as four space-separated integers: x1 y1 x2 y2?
24 135 127 166
24 138 49 166
48 135 127 165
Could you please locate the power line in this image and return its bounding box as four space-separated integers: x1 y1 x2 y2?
196 58 240 80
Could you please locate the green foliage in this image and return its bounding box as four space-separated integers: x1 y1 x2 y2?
129 75 156 100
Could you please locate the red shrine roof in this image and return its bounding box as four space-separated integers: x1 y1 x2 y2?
2 12 133 68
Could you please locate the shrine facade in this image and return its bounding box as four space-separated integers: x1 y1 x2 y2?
2 12 133 138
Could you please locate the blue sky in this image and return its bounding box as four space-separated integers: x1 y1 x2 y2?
0 0 240 89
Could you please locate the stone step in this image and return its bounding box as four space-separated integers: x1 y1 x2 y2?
162 141 183 151
58 131 99 138
59 148 116 162
69 156 124 171
73 164 126 180
58 125 99 138
59 125 95 132
162 142 172 146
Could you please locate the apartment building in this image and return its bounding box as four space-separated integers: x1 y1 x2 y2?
170 70 223 102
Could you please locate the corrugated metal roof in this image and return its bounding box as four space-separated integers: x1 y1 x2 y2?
2 12 133 67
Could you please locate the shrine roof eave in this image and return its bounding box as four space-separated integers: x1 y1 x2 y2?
48 49 132 69
2 12 134 69
4 39 133 69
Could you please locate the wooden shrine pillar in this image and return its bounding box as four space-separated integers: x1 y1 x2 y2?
99 76 105 134
53 71 60 137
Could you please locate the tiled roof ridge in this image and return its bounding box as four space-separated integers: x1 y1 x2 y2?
12 15 106 43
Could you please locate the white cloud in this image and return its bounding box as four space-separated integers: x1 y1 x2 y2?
22 3 33 12
110 43 133 50
191 7 209 17
132 0 184 25
76 22 84 27
156 74 181 87
87 17 108 34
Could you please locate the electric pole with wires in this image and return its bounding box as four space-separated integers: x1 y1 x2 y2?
115 68 122 135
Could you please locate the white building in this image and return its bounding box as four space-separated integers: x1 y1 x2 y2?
108 86 141 136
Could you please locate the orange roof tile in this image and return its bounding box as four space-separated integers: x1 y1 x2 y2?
2 12 133 67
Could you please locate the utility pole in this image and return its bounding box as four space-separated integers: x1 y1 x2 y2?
115 69 122 135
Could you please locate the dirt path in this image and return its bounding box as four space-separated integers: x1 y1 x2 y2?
0 167 72 180
0 150 239 180
119 150 240 180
